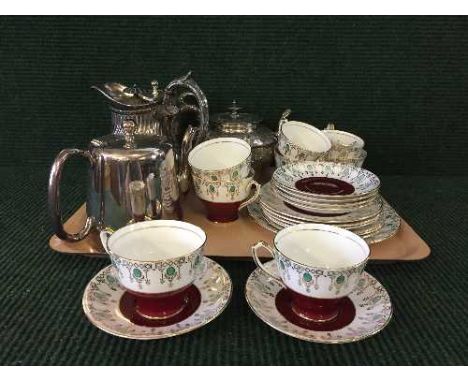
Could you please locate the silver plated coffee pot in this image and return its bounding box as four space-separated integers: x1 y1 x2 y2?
48 72 208 242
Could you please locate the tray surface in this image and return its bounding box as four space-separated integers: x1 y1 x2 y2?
49 190 430 261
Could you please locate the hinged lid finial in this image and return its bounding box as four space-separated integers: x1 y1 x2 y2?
228 100 242 119
150 80 159 98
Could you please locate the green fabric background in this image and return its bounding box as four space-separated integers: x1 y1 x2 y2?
1 16 467 174
0 16 467 365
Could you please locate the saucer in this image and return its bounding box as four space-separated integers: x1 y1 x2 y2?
82 257 232 340
248 198 400 245
261 182 382 224
273 162 380 200
245 260 392 344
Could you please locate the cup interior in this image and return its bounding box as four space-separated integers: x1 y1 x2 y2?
274 224 369 269
282 122 331 152
107 221 206 262
188 138 251 171
324 130 364 148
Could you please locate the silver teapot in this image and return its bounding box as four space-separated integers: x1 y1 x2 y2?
208 101 276 183
48 72 208 242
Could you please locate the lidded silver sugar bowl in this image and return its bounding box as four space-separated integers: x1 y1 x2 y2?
207 101 276 182
48 71 208 242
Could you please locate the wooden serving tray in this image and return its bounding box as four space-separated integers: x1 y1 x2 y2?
49 190 430 261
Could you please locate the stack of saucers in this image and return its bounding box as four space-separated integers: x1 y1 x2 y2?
257 161 384 239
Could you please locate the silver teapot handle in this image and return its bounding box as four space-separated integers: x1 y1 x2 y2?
165 71 209 143
178 124 198 193
48 148 94 241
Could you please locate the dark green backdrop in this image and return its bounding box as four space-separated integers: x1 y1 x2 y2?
1 16 467 174
1 17 468 366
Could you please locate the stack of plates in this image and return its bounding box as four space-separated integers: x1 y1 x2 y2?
254 161 390 240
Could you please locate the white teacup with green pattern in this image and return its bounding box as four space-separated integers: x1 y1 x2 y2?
323 128 366 164
189 137 259 222
100 220 206 319
278 120 331 162
251 223 370 322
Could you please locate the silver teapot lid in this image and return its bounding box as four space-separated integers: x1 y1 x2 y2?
212 100 261 133
211 101 276 148
92 81 162 110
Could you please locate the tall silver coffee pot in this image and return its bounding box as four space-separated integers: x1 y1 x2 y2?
48 72 208 242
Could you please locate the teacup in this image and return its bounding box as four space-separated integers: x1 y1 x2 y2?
323 125 366 164
251 223 370 322
278 120 331 162
323 128 365 149
189 138 260 222
100 220 206 320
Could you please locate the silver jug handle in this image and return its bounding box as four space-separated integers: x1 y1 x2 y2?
48 148 95 241
165 71 209 143
178 124 198 193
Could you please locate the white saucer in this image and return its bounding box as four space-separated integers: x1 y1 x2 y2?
82 258 232 340
248 198 401 245
245 261 392 344
273 161 380 199
261 182 383 225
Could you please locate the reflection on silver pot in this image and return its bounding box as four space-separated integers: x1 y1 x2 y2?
49 120 199 242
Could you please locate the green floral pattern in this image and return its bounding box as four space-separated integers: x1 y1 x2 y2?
324 144 366 164
110 249 204 292
191 156 253 202
275 252 368 298
278 140 327 162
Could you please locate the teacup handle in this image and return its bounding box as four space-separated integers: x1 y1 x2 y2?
239 180 261 210
251 241 283 284
278 108 291 136
99 228 114 256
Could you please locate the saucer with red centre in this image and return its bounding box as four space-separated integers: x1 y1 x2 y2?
245 260 392 344
82 258 232 340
